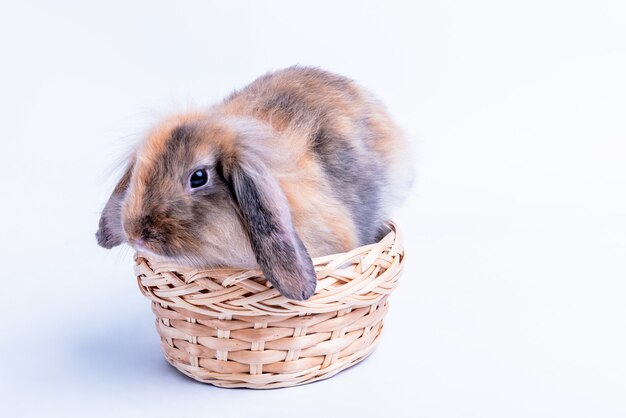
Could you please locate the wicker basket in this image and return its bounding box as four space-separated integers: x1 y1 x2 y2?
134 222 404 389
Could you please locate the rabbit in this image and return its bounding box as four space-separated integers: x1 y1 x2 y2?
96 66 413 300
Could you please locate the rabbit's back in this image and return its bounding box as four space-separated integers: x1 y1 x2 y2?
219 66 412 254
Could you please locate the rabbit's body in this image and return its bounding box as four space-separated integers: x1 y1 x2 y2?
218 67 411 255
97 66 412 300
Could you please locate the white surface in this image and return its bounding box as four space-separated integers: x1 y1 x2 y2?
1 1 625 417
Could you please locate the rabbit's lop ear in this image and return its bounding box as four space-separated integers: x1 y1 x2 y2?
96 160 134 249
223 153 317 301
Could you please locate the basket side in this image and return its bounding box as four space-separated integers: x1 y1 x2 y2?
153 298 389 388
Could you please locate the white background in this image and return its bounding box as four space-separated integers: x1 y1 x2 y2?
1 1 624 417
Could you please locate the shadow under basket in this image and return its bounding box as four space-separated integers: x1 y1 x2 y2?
134 222 405 389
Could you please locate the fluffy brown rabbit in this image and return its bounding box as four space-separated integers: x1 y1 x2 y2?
96 66 413 300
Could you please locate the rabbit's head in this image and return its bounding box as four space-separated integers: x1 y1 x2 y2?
96 113 317 300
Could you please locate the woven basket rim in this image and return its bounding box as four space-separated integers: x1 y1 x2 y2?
134 221 403 317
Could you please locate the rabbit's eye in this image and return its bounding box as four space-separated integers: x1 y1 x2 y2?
190 169 208 188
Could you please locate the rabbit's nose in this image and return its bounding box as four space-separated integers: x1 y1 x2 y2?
124 218 152 247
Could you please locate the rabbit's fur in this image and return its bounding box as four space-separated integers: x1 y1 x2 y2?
97 66 413 300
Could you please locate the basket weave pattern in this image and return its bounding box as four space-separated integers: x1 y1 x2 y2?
134 222 404 388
